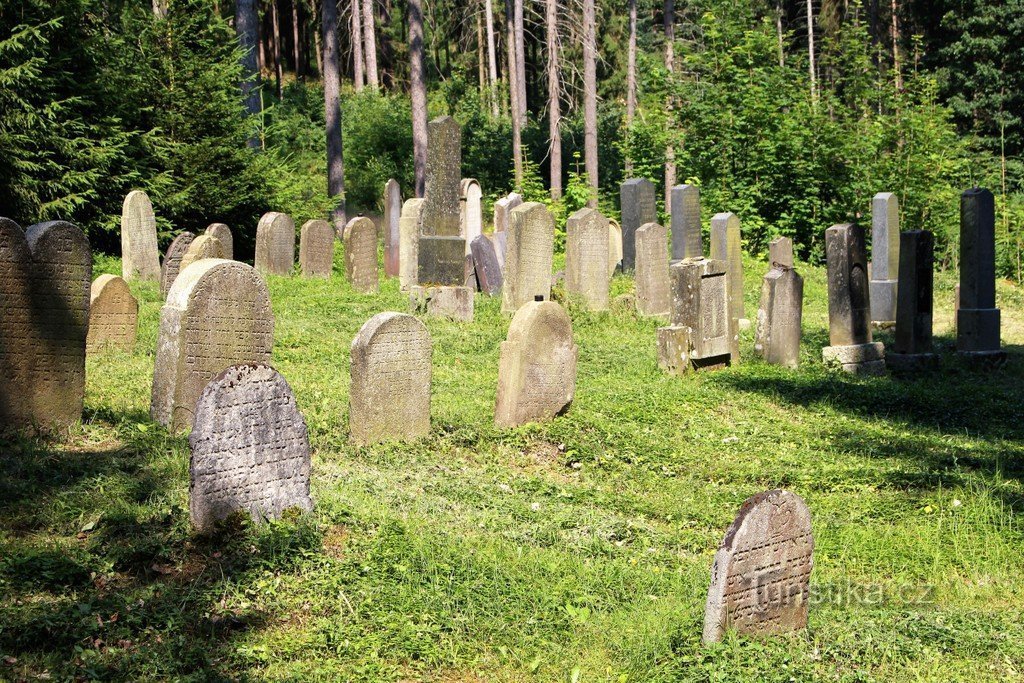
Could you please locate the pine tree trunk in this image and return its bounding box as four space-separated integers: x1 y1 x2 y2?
775 0 784 66
352 0 365 90
313 0 323 75
363 0 379 89
293 0 302 78
507 0 523 188
485 0 499 117
625 0 637 176
322 0 347 229
271 0 284 98
583 0 598 207
514 0 526 124
477 9 486 102
664 0 675 213
236 0 262 130
409 0 428 197
546 0 561 200
890 0 902 91
807 0 817 104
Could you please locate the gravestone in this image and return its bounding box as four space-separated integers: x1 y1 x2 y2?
634 222 670 317
754 266 803 368
702 490 813 644
769 237 793 268
254 211 296 276
471 234 503 296
409 285 474 321
189 364 312 532
383 178 402 277
501 202 555 314
0 218 36 429
492 230 508 271
494 301 578 428
399 198 425 290
121 190 161 281
151 259 274 433
887 230 939 372
461 178 483 255
670 184 702 260
493 192 524 233
349 312 432 445
87 274 138 353
299 219 335 278
179 234 226 274
205 223 233 260
657 258 738 374
565 208 610 310
710 212 748 329
418 116 465 285
869 192 900 326
620 178 657 271
160 232 195 297
608 219 623 277
822 224 885 375
344 216 379 293
957 188 1005 365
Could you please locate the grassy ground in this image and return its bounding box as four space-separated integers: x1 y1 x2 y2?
2 246 1024 682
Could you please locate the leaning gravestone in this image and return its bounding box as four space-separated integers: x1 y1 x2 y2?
702 490 814 644
255 211 296 276
87 274 138 353
151 259 274 433
957 188 1006 365
494 301 578 428
121 190 161 281
657 258 737 374
501 202 555 314
565 208 610 311
471 234 504 296
635 222 671 317
399 198 425 290
461 178 483 255
189 364 312 532
620 178 657 271
769 237 794 269
670 184 703 260
160 232 196 297
869 192 900 326
344 216 380 293
205 223 233 260
608 219 623 277
754 265 803 368
493 192 524 234
887 230 938 372
299 219 335 278
179 234 225 274
710 212 748 329
349 312 432 445
0 218 36 429
383 179 402 277
822 224 885 375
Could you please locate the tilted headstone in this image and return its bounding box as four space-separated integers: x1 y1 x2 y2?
565 208 610 310
160 232 195 297
179 234 226 274
957 188 1005 365
494 301 578 428
344 216 379 293
822 224 885 375
710 212 747 329
620 178 657 271
349 312 432 445
383 178 402 277
121 190 161 281
399 198 425 290
461 178 483 256
493 192 524 233
501 202 555 314
670 184 702 260
869 192 900 325
204 223 233 260
657 258 737 374
769 236 793 269
299 219 335 278
87 274 138 353
151 259 274 432
471 234 503 296
887 230 938 372
418 116 465 285
0 218 36 429
254 211 296 276
754 266 803 368
634 222 670 317
702 490 813 644
189 364 312 531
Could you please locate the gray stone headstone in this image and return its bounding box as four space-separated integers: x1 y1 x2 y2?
657 258 737 374
634 222 670 317
823 224 885 375
501 202 555 314
471 234 503 296
419 117 466 286
888 230 938 372
205 223 233 260
565 208 610 310
620 178 657 271
344 216 379 293
179 234 226 274
399 198 425 290
121 190 161 281
493 192 524 233
870 192 900 325
670 184 702 260
957 188 1005 364
461 178 483 255
755 266 803 368
255 212 296 276
87 274 138 354
769 236 793 269
383 179 402 277
492 229 508 271
710 212 747 327
300 219 335 278
160 232 195 297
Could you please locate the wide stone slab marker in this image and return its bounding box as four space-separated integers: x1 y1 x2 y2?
255 211 296 276
869 192 900 325
620 178 657 271
383 178 402 277
189 364 312 532
703 489 814 643
205 223 233 260
494 301 578 428
710 212 747 329
344 216 379 293
657 258 737 374
151 259 274 433
670 184 702 260
300 219 335 278
501 202 555 314
399 198 425 290
87 274 138 353
160 232 195 297
957 188 1005 365
823 223 885 375
461 178 483 255
471 234 504 296
121 190 161 281
754 266 803 368
179 234 226 274
634 222 670 317
887 230 938 372
349 312 432 445
566 208 610 310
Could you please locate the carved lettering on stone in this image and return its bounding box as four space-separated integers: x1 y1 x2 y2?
501 202 554 314
87 274 138 353
160 232 196 297
121 190 161 281
205 223 233 260
344 216 379 293
565 208 610 310
300 219 335 278
255 212 296 276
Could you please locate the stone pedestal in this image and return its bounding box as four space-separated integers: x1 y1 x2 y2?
822 341 886 376
885 351 940 373
410 285 474 321
869 279 897 327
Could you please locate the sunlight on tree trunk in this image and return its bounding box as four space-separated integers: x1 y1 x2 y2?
625 0 636 176
664 0 675 213
513 0 526 124
322 0 347 228
271 0 284 99
546 0 561 200
485 0 499 117
352 0 365 90
409 0 428 197
236 0 262 139
363 0 379 89
583 0 598 207
507 0 523 188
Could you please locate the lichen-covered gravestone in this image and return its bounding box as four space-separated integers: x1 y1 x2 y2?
565 208 610 311
461 178 483 255
754 266 803 368
151 259 274 433
494 301 578 428
620 178 657 271
823 224 885 375
121 190 161 281
204 223 233 260
869 192 900 326
670 184 702 261
383 179 402 277
189 364 312 532
657 258 737 374
399 198 425 290
349 312 432 445
160 232 196 297
634 222 671 317
344 216 379 293
87 274 138 353
703 490 813 644
179 234 226 275
470 234 503 296
710 212 747 329
501 202 555 314
300 219 335 278
418 116 466 286
255 211 296 276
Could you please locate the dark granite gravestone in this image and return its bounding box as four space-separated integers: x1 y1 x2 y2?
822 224 885 375
887 230 939 372
957 188 1006 365
620 178 656 271
670 184 702 260
471 234 504 296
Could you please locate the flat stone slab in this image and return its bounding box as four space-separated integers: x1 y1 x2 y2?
886 351 940 374
409 285 474 321
822 342 886 375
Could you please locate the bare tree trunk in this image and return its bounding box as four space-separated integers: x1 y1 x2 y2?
485 0 499 117
513 0 526 123
409 0 428 197
775 0 785 66
477 9 486 102
258 5 268 74
322 0 347 229
312 0 323 75
890 0 902 90
363 0 379 88
583 0 598 207
271 0 284 98
507 0 523 188
664 0 675 213
352 0 365 90
625 0 637 176
292 0 302 78
807 0 817 105
236 0 262 132
545 0 561 200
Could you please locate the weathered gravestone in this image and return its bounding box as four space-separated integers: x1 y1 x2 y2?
0 218 35 428
869 192 900 326
822 224 886 375
349 312 432 445
461 178 483 255
179 234 226 274
670 184 703 261
299 219 335 278
151 259 274 433
205 223 233 260
399 198 425 290
887 230 939 372
418 116 465 285
494 301 578 428
957 188 1006 365
160 232 195 297
121 190 161 281
565 208 610 310
255 211 296 276
769 237 794 269
344 216 379 293
608 219 623 277
754 266 803 368
189 364 312 532
710 212 748 329
620 178 657 271
657 258 738 374
471 234 504 296
493 192 524 234
383 179 402 277
702 490 814 644
492 230 509 271
87 275 138 353
501 202 555 314
635 222 671 317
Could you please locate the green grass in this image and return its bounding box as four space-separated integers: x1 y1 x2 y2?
2 247 1024 682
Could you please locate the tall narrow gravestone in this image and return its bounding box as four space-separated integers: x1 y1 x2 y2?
0 218 35 429
657 258 738 374
300 219 335 278
634 222 671 317
822 224 886 375
189 364 312 532
255 212 295 276
710 212 748 329
702 490 814 644
620 178 657 271
87 275 138 353
399 198 425 290
501 202 555 314
565 208 610 310
494 301 578 428
957 188 1006 365
670 184 702 261
608 219 623 276
383 178 402 277
869 192 900 326
151 259 274 433
179 234 226 274
887 230 939 372
205 223 233 260
754 266 803 368
349 313 432 445
769 237 794 268
461 178 483 255
344 216 379 293
471 234 504 296
160 232 195 297
121 190 161 281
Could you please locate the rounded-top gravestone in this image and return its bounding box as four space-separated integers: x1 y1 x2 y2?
300 219 335 278
160 231 196 297
87 274 138 353
204 223 233 260
121 190 161 281
344 216 379 293
255 211 296 276
179 234 226 274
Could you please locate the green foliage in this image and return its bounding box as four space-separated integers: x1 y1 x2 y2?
341 89 415 212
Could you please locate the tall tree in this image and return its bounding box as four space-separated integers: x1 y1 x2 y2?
362 0 379 88
625 0 637 175
507 0 523 187
582 0 598 207
807 0 817 104
322 0 347 228
271 0 284 99
546 0 561 199
513 0 526 123
890 0 902 90
485 0 499 116
664 0 675 213
292 0 302 78
236 0 262 130
352 0 365 90
409 0 428 196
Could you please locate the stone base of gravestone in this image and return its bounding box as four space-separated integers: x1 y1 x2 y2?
418 236 466 285
409 285 474 321
956 348 1008 370
822 341 886 376
957 308 1002 354
870 279 897 326
656 325 732 374
885 351 940 374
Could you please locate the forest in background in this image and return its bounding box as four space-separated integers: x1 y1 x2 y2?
0 0 1022 276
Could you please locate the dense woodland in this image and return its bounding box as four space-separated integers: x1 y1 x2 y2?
1 0 1022 275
